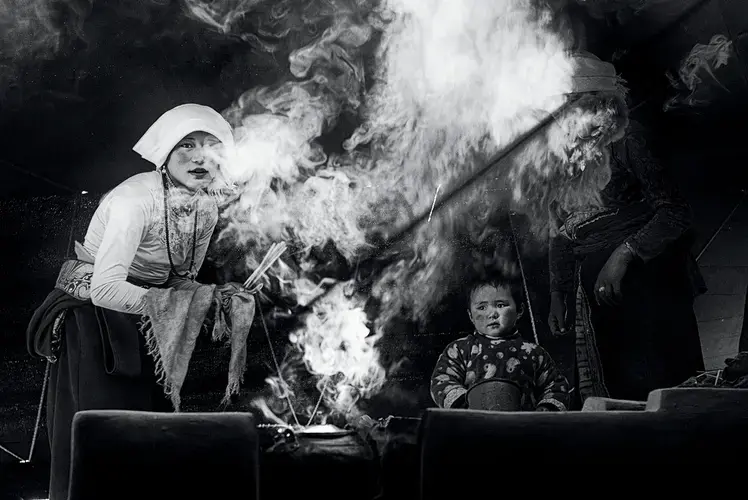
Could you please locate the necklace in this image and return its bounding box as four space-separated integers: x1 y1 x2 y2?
162 171 199 279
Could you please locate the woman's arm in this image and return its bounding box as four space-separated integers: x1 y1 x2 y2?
622 132 692 262
90 188 151 314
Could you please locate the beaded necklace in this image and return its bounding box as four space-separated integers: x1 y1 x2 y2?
161 170 198 279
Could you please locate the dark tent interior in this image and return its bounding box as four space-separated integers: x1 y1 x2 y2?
2 0 748 498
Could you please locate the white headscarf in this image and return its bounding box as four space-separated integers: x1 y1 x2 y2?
133 103 235 168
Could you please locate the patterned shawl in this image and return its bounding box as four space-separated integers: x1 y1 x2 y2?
141 284 255 411
50 259 254 411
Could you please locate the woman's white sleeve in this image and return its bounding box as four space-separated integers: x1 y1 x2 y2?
90 189 151 314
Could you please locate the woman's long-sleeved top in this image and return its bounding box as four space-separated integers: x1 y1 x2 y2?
549 124 693 294
430 331 570 411
83 171 218 314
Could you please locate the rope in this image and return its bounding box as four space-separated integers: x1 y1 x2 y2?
306 380 328 427
0 443 24 463
509 213 539 345
0 158 78 194
26 361 50 462
0 360 50 464
256 300 301 427
696 190 746 262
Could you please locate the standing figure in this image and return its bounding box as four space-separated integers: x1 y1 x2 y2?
26 104 247 500
547 56 706 403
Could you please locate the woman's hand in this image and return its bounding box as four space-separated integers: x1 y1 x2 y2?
217 282 243 296
594 244 636 306
215 282 247 309
548 291 568 336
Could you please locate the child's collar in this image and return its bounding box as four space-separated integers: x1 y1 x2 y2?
473 329 520 340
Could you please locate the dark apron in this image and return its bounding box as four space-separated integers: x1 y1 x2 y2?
46 302 173 500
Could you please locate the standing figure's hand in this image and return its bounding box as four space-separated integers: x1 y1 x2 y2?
548 291 568 336
594 244 636 306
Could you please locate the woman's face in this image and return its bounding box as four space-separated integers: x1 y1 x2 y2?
164 131 224 192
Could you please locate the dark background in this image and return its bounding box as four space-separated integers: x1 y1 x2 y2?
2 0 748 490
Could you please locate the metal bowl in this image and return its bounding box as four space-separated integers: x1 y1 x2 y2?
466 378 522 412
295 424 355 438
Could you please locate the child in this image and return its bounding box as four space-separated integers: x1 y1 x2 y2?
430 277 570 411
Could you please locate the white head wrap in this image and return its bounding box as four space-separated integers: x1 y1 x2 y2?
133 103 235 168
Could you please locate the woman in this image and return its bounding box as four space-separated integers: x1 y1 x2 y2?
547 55 706 404
26 104 246 500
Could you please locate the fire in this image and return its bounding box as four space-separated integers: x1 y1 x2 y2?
183 0 623 425
290 284 385 416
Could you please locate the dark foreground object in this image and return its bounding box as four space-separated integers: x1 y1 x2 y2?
69 411 379 500
261 429 379 500
68 411 259 500
1 460 49 499
43 304 170 500
6 388 748 499
420 388 748 497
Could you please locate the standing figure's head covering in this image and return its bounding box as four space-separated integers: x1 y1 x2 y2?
568 50 630 140
569 50 627 98
512 51 631 239
133 103 235 168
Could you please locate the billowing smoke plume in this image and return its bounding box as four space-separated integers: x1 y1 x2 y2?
185 0 622 424
664 34 734 112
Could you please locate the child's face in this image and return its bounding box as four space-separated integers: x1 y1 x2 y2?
468 284 521 338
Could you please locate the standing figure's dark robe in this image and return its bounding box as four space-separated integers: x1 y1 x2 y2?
549 123 706 402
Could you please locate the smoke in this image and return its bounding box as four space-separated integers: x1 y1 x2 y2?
213 0 578 317
184 0 623 423
0 0 92 60
183 0 262 34
0 0 93 96
664 34 734 112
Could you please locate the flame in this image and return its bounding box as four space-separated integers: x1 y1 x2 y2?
184 0 623 425
290 284 385 419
